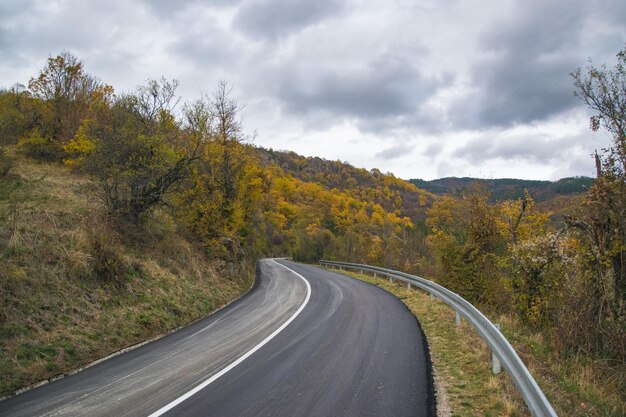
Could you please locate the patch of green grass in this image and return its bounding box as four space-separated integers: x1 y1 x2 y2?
0 177 23 200
16 343 58 367
0 323 30 338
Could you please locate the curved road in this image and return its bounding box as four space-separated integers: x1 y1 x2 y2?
0 259 434 417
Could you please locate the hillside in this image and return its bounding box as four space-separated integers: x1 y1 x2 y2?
409 176 594 202
255 148 592 220
256 148 436 223
0 154 251 397
0 146 434 397
256 148 591 227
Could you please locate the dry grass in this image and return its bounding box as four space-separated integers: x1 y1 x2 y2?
0 156 252 397
495 314 626 417
339 270 626 417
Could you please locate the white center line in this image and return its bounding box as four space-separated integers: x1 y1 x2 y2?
147 259 311 417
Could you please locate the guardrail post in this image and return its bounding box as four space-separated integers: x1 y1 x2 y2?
455 311 461 326
429 293 434 301
373 272 377 278
407 282 411 289
492 323 501 375
389 276 393 283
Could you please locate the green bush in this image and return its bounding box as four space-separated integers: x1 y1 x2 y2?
88 227 128 284
17 135 65 161
0 148 13 177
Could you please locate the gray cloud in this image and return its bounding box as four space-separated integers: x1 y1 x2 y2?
376 143 415 160
0 0 148 85
423 142 444 158
454 0 626 128
0 0 34 17
452 134 581 164
233 0 345 41
0 1 40 66
272 51 449 133
167 19 239 69
139 0 193 18
466 55 578 127
139 0 241 20
550 153 596 180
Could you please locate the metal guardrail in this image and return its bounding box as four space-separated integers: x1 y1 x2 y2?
320 260 558 417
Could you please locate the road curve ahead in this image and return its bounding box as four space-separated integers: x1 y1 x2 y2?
1 259 434 417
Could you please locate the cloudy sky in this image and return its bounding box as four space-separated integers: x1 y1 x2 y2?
1 0 624 180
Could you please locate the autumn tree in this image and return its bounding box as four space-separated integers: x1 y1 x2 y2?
23 52 104 159
426 184 506 307
0 85 45 175
174 82 261 250
0 85 43 146
567 44 626 356
66 78 198 222
292 221 334 262
496 193 570 328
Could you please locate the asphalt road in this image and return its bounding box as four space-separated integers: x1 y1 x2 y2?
1 259 434 417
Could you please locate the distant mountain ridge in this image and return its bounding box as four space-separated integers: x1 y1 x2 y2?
409 176 594 202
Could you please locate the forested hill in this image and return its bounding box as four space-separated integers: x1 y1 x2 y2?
256 148 435 222
409 176 594 202
255 147 592 213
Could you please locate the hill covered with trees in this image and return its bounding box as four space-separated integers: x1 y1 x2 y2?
256 148 435 222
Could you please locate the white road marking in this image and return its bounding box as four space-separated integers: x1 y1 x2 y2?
147 260 312 417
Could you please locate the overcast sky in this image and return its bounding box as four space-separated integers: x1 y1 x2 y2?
1 0 625 180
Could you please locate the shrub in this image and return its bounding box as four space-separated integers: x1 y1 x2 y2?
88 225 127 284
0 148 13 177
17 135 65 161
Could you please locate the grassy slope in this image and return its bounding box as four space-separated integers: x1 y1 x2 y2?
341 271 625 417
0 156 251 397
